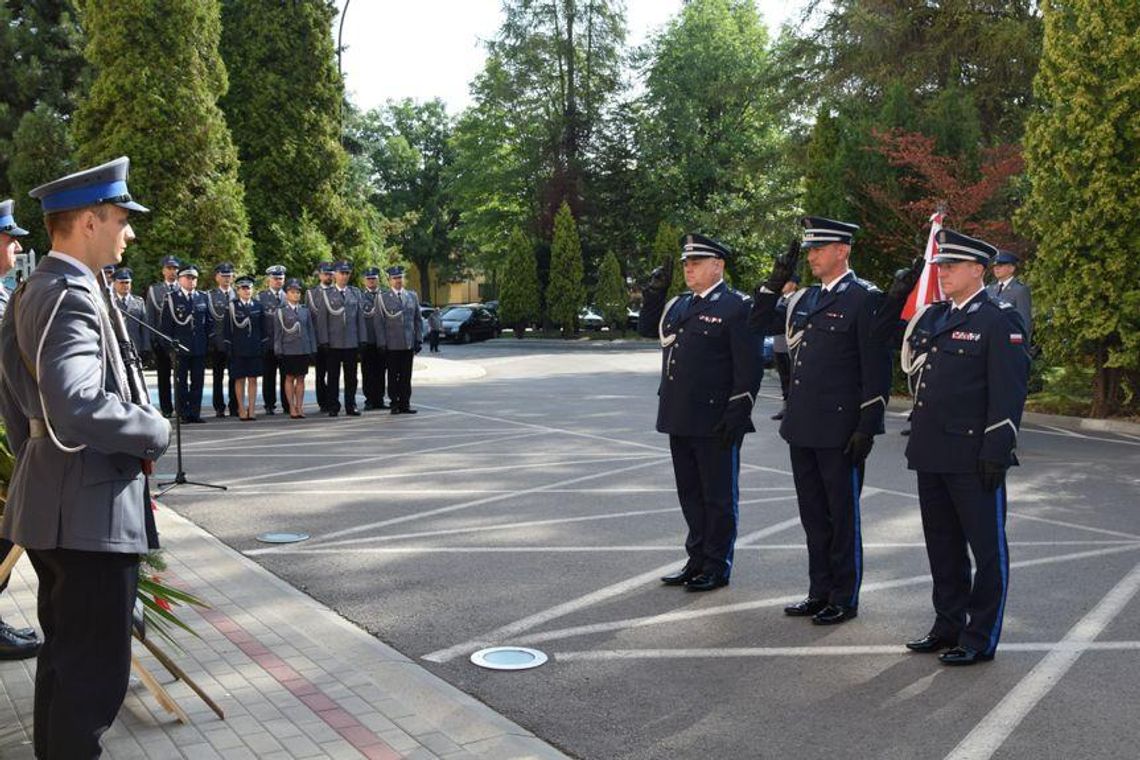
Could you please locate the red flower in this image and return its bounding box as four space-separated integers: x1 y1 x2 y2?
155 596 173 612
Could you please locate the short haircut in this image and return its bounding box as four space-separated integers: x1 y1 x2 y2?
44 204 110 239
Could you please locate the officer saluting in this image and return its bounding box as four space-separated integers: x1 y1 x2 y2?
146 254 180 417
111 267 150 358
0 156 170 758
876 229 1029 665
638 234 762 592
750 217 891 624
160 263 212 423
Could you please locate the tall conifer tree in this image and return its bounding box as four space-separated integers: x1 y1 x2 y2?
73 0 253 277
546 201 586 337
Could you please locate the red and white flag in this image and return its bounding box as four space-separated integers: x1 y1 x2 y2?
901 211 945 320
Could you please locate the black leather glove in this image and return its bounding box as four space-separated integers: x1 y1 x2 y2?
762 239 801 293
414 342 422 354
644 257 674 293
978 460 1007 492
887 257 925 302
140 350 153 365
713 398 753 450
843 431 875 464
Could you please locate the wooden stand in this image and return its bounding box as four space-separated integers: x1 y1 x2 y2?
0 543 224 724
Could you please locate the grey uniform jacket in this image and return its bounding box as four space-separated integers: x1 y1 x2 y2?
257 288 286 350
274 304 318 356
361 288 381 345
985 278 1032 345
145 280 176 349
0 282 10 319
315 286 367 349
372 289 422 350
0 255 171 553
207 287 235 351
114 293 151 354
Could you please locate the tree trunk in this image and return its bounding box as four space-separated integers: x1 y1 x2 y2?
1091 347 1121 418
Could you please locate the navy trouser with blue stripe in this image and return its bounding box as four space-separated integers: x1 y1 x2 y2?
789 446 864 607
669 435 740 579
917 472 1009 655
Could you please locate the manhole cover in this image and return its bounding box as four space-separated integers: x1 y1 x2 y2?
470 646 549 671
255 532 310 544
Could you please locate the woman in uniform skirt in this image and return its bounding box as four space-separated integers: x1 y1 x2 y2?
225 276 266 420
275 278 318 418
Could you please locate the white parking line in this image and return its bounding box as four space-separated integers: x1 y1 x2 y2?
944 559 1140 760
1010 512 1140 541
421 516 804 663
554 640 1140 661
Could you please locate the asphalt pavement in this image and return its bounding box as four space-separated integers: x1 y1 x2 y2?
157 344 1140 760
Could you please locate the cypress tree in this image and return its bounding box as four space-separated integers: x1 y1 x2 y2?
73 0 253 279
499 228 542 338
594 250 627 333
546 201 586 338
1017 0 1140 416
219 0 366 273
802 106 849 221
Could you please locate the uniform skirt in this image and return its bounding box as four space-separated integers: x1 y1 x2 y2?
229 354 264 379
280 354 310 377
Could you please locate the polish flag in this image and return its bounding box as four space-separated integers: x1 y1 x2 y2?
901 211 945 320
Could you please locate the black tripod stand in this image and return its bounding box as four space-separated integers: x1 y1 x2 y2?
120 308 227 498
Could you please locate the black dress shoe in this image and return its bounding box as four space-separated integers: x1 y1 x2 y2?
905 633 956 653
401 407 418 414
812 604 858 625
378 403 390 410
363 403 376 411
215 410 226 418
784 597 827 617
939 646 993 666
328 410 339 417
390 407 402 415
685 574 729 592
0 625 40 660
185 417 206 424
345 408 361 416
265 408 276 416
660 567 699 586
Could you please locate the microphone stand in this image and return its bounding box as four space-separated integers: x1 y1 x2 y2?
116 297 228 498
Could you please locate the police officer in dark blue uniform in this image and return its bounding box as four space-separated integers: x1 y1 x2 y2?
160 263 213 423
638 233 762 592
750 217 891 624
874 228 1029 665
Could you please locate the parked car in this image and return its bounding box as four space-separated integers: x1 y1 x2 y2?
440 305 501 343
578 306 605 331
626 307 639 330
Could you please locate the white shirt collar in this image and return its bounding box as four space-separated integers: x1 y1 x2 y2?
47 250 98 285
181 287 194 297
952 285 987 310
821 268 852 292
696 279 723 299
997 276 1014 286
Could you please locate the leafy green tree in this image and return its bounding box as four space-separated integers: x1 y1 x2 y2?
594 250 627 332
350 99 455 302
498 228 542 337
1 0 89 250
73 0 253 279
546 201 585 337
636 0 797 282
219 0 367 273
802 106 850 222
1017 0 1140 416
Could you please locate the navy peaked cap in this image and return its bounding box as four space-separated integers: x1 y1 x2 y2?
235 274 255 287
265 265 286 277
213 262 235 275
160 255 181 268
113 267 133 281
0 199 28 237
363 267 380 278
800 216 859 248
285 277 304 291
178 264 199 277
993 250 1020 266
679 233 731 260
29 156 149 214
334 260 353 273
387 265 406 277
933 228 997 265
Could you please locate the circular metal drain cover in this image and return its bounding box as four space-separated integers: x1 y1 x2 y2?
470 646 549 671
255 531 310 544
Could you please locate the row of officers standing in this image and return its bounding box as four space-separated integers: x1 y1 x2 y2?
641 218 1029 668
119 258 423 422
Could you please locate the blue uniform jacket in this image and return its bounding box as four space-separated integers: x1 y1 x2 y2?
900 292 1029 473
159 289 212 357
750 271 891 449
638 281 763 437
223 299 266 358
